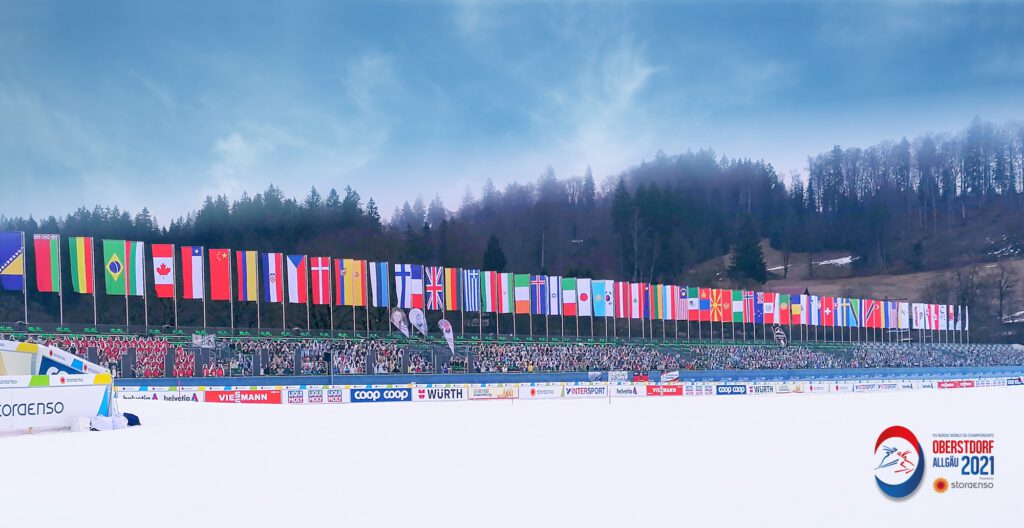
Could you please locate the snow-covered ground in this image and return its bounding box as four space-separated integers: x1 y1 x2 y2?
5 388 1021 527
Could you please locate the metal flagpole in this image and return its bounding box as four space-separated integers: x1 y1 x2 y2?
228 250 235 333
387 264 392 335
172 244 179 327
124 243 130 328
142 242 149 328
57 235 64 326
92 238 98 326
21 232 28 324
352 305 357 334
365 264 370 335
256 254 261 331
304 255 310 331
201 247 207 328
281 264 286 330
329 258 335 333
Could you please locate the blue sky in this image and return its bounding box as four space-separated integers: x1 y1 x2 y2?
2 0 1023 224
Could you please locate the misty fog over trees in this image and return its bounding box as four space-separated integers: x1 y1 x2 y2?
3 119 1024 339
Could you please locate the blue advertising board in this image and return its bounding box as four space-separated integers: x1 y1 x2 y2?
350 388 412 403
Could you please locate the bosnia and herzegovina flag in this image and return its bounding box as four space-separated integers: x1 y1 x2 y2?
0 231 25 292
102 239 145 296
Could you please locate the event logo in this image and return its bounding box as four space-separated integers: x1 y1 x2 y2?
874 425 925 499
933 477 949 494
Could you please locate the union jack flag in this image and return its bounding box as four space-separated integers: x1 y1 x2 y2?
425 266 444 311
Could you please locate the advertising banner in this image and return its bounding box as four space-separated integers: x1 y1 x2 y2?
808 383 830 394
468 386 518 400
117 391 202 403
715 384 748 396
646 384 682 396
610 384 644 398
1 384 110 432
750 384 776 396
938 380 976 389
608 371 630 383
286 389 306 404
204 389 282 404
350 388 412 403
326 388 348 403
519 385 562 400
562 385 607 398
413 387 467 402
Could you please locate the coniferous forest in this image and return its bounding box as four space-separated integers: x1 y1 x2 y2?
3 119 1024 340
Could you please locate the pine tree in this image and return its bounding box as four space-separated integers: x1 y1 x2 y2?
728 215 768 283
482 235 507 271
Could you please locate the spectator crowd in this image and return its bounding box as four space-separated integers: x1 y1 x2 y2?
2 332 1023 378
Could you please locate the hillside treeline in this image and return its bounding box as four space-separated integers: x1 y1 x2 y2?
2 119 1023 338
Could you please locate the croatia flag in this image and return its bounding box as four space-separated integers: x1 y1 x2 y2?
181 246 204 299
262 252 284 303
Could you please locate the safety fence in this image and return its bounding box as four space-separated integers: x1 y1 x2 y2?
114 367 1024 405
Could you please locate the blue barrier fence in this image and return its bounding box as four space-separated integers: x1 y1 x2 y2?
114 365 1024 388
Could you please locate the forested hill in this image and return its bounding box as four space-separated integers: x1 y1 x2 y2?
3 118 1023 286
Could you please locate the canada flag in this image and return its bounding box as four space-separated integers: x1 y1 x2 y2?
151 244 175 298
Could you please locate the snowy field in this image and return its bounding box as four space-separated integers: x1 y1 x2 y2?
4 388 1021 527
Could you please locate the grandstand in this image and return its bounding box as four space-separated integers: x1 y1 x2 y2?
2 331 1021 380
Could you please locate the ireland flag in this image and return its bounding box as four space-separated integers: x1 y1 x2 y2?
103 239 145 296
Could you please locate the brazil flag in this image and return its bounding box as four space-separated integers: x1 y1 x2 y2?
103 239 145 296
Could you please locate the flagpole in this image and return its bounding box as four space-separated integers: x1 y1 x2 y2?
142 242 149 329
305 255 310 332
92 238 97 326
57 235 64 326
200 248 206 329
21 231 28 324
364 263 370 335
329 259 335 333
256 254 261 331
124 243 129 329
172 244 179 327
229 250 235 333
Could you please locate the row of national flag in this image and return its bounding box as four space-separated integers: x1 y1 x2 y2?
0 232 967 330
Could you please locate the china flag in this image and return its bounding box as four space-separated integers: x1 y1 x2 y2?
209 249 232 301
